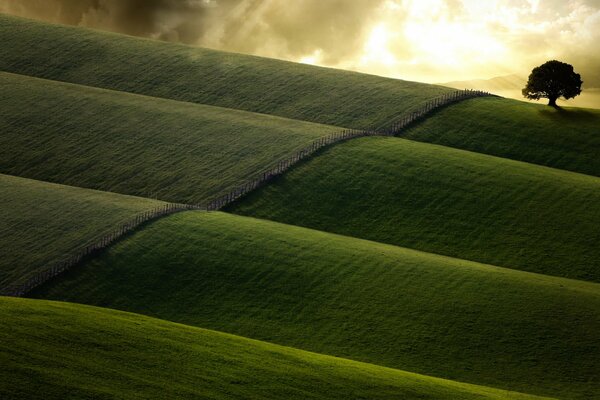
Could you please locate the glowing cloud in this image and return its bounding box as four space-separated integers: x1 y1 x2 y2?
1 0 598 86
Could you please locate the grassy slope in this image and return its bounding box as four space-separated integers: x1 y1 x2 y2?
33 212 600 399
230 137 600 282
0 71 338 204
0 173 164 291
0 297 550 400
0 14 451 130
403 96 600 177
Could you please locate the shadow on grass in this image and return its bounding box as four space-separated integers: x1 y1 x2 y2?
538 106 599 122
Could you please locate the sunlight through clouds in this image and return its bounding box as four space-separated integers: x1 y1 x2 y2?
0 0 598 86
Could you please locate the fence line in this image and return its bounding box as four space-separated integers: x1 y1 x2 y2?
203 89 492 211
3 89 491 297
2 203 201 297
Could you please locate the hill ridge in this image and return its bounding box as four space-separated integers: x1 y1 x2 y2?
0 12 453 129
32 211 600 398
3 88 491 297
1 296 553 400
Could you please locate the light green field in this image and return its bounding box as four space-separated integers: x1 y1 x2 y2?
0 297 551 400
0 71 338 204
230 137 600 282
0 173 164 292
32 212 600 399
403 96 600 177
0 14 451 130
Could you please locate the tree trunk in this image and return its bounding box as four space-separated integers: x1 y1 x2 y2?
548 96 558 107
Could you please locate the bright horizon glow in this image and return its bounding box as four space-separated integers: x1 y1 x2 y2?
1 0 598 89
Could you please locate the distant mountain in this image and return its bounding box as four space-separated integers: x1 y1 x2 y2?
441 74 600 109
441 74 526 92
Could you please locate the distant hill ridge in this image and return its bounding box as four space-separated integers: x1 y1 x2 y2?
0 13 451 130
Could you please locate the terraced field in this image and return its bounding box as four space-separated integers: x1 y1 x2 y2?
0 71 338 204
0 297 551 400
0 14 452 130
0 173 164 292
403 96 600 176
32 212 600 399
230 137 600 281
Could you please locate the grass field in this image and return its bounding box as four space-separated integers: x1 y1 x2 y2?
0 71 338 204
0 297 551 400
230 136 600 282
403 96 600 177
32 212 600 399
0 173 164 292
0 14 452 130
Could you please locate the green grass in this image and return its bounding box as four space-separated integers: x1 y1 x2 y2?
0 71 338 204
0 14 452 130
0 173 164 291
403 96 600 177
0 297 551 400
230 136 600 282
32 212 600 399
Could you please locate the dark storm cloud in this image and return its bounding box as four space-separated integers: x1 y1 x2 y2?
0 0 383 64
0 0 215 40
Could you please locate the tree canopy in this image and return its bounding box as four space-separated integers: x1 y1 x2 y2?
522 60 582 107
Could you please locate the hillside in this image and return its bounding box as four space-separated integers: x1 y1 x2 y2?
0 14 451 130
0 173 164 292
0 297 551 400
32 212 600 399
402 96 600 177
0 71 338 204
230 136 600 282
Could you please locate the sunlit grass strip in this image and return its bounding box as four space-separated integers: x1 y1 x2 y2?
0 296 552 400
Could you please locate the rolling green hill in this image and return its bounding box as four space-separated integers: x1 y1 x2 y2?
0 173 164 292
403 96 600 177
0 14 451 130
32 212 600 399
230 136 600 282
0 71 338 204
0 297 550 400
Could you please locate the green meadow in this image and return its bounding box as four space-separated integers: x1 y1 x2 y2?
0 297 551 400
0 173 164 292
0 13 451 130
32 212 600 399
1 13 598 400
403 96 600 176
230 136 600 281
0 71 338 204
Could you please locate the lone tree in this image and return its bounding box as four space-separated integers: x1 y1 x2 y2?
522 60 582 107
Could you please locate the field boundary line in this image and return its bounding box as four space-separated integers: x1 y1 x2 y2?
3 89 491 297
204 89 492 211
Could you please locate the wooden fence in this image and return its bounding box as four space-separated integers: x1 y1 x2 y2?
3 89 491 297
204 89 491 210
2 203 200 297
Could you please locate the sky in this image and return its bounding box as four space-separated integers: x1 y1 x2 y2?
1 0 599 87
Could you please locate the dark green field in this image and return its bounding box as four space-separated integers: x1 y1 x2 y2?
0 14 451 130
0 297 551 400
230 137 600 281
0 173 164 292
403 96 600 176
32 212 600 399
0 71 338 204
